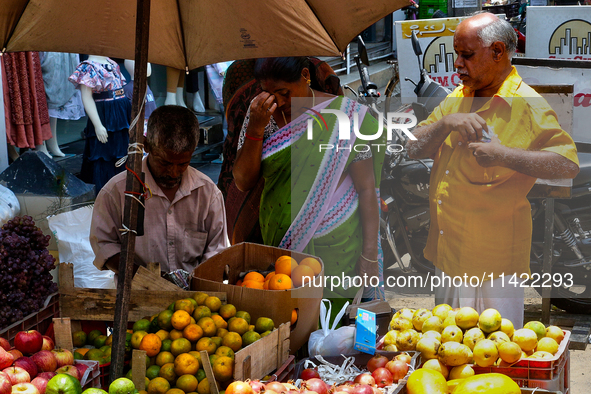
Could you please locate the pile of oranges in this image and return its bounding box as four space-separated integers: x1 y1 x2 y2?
236 256 322 290
127 292 276 394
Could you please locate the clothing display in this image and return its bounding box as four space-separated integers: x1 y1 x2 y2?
244 96 386 300
39 52 85 120
90 158 229 274
205 62 233 104
420 67 579 279
68 58 131 193
2 51 52 148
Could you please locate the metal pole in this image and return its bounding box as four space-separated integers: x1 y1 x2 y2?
109 0 150 383
541 198 554 325
0 59 9 172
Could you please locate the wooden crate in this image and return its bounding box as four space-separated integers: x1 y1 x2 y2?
58 263 227 321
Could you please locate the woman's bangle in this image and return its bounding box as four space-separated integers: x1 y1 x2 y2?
360 254 378 263
245 133 263 141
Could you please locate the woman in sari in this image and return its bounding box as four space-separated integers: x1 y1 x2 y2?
233 57 385 300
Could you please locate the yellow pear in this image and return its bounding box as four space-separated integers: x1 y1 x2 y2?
441 325 463 343
500 318 515 339
448 364 475 380
524 321 546 341
478 308 502 334
498 341 522 363
422 359 449 380
545 326 565 345
422 316 444 334
536 337 559 355
393 308 415 322
383 330 399 347
472 339 499 367
487 331 511 347
412 308 433 331
529 351 554 359
455 307 479 330
396 328 420 351
432 304 452 321
416 337 441 360
423 330 442 342
437 341 473 367
463 327 485 351
512 328 538 352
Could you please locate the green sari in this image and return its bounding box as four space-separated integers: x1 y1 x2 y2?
259 96 386 299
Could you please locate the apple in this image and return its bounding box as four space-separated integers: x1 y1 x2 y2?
82 389 107 394
0 349 14 370
40 339 54 353
14 333 43 356
45 374 82 394
7 351 21 362
13 359 37 381
53 368 78 382
108 378 135 394
34 375 54 383
2 367 30 385
0 339 10 352
30 352 57 374
49 352 73 370
11 383 39 394
31 377 49 394
72 365 87 382
0 373 12 394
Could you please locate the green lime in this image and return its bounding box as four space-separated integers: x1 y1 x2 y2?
161 339 172 352
146 364 161 380
158 310 174 331
196 369 206 382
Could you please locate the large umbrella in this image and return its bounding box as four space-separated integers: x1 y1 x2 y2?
1 0 410 384
2 0 409 70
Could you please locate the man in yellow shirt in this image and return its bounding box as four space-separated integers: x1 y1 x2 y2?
406 13 579 327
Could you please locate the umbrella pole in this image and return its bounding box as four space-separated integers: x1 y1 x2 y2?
109 0 151 384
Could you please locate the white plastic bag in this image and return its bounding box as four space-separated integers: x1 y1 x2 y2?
308 299 356 357
0 184 20 225
47 205 115 289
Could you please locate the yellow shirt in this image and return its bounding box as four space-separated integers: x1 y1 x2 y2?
419 67 579 278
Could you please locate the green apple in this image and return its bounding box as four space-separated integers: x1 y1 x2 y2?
108 378 135 394
82 389 108 394
45 374 82 394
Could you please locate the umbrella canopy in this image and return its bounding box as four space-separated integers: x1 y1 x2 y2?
2 0 410 70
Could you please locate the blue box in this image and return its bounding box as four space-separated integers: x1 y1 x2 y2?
354 308 377 354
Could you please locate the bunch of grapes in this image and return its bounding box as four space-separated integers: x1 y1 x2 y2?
0 216 57 329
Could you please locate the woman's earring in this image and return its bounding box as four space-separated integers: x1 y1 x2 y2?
306 79 311 85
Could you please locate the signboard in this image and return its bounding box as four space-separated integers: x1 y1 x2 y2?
525 6 591 143
396 18 465 103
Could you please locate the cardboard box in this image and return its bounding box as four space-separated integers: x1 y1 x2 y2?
192 243 324 355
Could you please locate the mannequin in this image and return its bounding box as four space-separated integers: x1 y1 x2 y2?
69 55 131 193
185 68 206 113
164 67 187 107
123 60 157 135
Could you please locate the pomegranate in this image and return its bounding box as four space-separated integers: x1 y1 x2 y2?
335 385 355 394
303 378 328 394
394 353 412 365
366 354 389 373
353 373 375 386
352 384 373 394
249 380 265 393
371 368 394 388
227 381 255 394
265 382 286 393
301 368 321 380
385 360 408 383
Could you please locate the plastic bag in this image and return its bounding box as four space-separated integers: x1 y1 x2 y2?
308 299 356 357
47 205 115 289
0 184 20 225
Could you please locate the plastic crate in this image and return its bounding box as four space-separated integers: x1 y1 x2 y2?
472 330 570 380
0 292 59 345
514 350 570 393
98 362 111 390
419 0 448 19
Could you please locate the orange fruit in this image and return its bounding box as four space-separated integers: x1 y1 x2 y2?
155 330 170 342
75 348 90 356
291 264 315 287
176 375 199 393
131 331 148 349
147 377 170 394
172 310 192 331
265 272 276 281
219 304 236 320
193 293 208 306
212 356 234 382
216 328 229 338
156 351 175 367
291 309 298 326
243 272 265 283
299 257 322 275
159 362 177 384
275 256 297 276
235 279 243 286
170 329 184 340
174 353 200 375
242 331 261 346
204 296 222 312
235 311 251 324
228 317 249 335
139 333 162 357
170 338 192 357
195 337 217 353
211 336 223 348
193 306 212 321
197 378 210 394
166 388 184 394
197 317 217 337
221 332 242 352
175 299 195 315
242 280 264 289
269 274 292 290
211 315 228 330
158 310 174 331
183 323 204 342
215 346 235 360
263 280 270 290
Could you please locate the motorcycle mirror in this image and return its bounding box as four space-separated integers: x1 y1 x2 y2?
411 31 422 57
357 36 370 66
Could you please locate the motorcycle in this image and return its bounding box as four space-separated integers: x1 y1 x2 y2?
350 33 591 314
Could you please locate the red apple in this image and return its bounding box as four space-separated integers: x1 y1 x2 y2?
11 383 39 394
48 351 72 370
0 373 11 394
2 367 30 385
14 333 42 356
33 375 54 383
40 339 53 353
72 365 87 381
29 352 56 374
30 377 48 394
0 349 14 370
52 367 78 382
0 339 10 352
8 351 22 362
13 359 36 380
